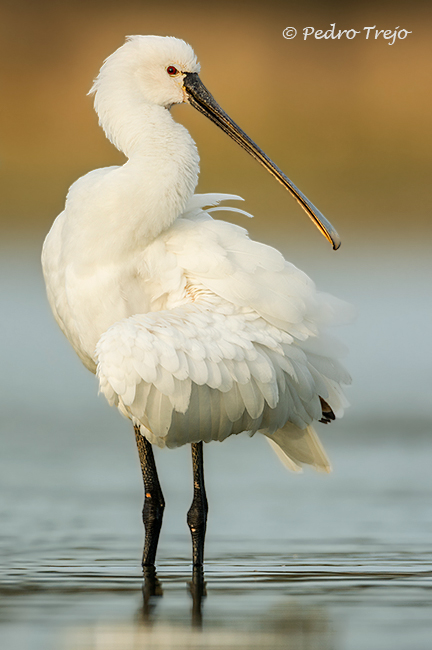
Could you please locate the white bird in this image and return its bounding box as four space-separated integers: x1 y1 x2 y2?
42 35 351 568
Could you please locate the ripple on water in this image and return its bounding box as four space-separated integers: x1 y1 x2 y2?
2 549 431 650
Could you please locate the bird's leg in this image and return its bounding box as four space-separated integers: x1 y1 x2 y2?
134 425 165 567
187 442 208 567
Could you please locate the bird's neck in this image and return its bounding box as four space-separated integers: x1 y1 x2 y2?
91 100 200 247
96 88 195 160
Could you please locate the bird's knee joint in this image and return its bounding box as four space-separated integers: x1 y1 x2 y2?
187 508 207 533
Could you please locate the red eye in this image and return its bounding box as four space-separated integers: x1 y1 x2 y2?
167 66 178 76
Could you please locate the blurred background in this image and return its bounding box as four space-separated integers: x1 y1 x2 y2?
1 0 431 442
1 0 431 233
1 1 432 648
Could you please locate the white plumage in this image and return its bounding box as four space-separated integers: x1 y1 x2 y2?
42 35 351 476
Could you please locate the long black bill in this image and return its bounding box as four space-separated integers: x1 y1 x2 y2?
183 72 340 250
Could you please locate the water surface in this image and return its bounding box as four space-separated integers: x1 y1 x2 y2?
1 242 431 649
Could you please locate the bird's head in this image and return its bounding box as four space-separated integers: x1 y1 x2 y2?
91 35 200 109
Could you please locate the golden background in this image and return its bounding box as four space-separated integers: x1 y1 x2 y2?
1 0 430 248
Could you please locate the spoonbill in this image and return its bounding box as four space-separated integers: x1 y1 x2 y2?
42 36 351 568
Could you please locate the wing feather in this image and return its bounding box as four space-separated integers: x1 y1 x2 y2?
96 300 349 454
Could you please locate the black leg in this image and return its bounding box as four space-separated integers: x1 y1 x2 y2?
134 425 165 567
187 441 208 567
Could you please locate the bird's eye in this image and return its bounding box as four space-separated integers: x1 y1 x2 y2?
167 66 179 76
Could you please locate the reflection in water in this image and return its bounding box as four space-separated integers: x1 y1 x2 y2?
140 565 206 629
140 566 164 624
188 566 207 628
1 551 432 650
62 565 334 650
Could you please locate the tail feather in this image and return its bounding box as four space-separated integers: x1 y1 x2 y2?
263 423 332 473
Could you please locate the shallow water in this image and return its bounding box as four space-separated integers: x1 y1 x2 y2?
2 423 432 650
1 241 432 649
